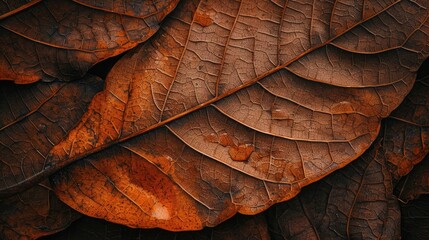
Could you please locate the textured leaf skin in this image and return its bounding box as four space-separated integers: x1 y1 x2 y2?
0 0 179 83
40 213 269 240
267 143 400 240
0 76 102 239
45 0 429 230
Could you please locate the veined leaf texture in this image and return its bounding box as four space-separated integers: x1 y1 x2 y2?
0 0 179 83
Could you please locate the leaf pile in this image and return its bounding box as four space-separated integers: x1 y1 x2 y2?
1 0 429 239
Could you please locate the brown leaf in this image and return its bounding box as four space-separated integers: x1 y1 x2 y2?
0 0 179 83
41 0 429 230
383 73 429 179
0 180 80 240
1 0 427 230
395 154 429 203
40 213 269 240
0 76 101 238
267 143 400 240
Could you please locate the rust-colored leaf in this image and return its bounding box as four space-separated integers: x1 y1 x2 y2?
267 143 400 240
36 0 429 230
0 0 179 83
383 73 429 179
0 76 101 238
40 213 269 240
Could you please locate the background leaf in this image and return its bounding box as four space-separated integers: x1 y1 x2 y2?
267 143 400 240
395 155 429 203
400 195 429 240
383 73 429 179
0 76 101 238
0 0 179 83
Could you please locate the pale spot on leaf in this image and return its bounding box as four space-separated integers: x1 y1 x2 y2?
151 202 170 220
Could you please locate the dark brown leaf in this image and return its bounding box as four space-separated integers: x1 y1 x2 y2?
0 0 38 17
0 0 179 83
400 195 429 240
267 143 400 240
395 154 429 203
42 0 429 230
0 76 101 238
0 180 80 240
383 73 429 179
40 213 269 240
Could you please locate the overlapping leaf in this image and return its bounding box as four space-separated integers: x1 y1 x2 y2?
0 180 80 239
0 0 179 83
383 74 429 178
37 0 429 230
267 143 400 240
0 76 101 238
395 154 429 203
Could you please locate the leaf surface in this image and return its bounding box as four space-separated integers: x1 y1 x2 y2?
0 76 101 238
1 0 429 230
0 0 179 83
7 0 429 230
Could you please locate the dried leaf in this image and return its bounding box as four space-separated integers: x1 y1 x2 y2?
0 180 80 240
267 143 400 240
0 0 179 83
40 213 269 240
41 0 429 230
0 76 101 238
0 0 428 231
383 73 429 179
395 154 429 203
